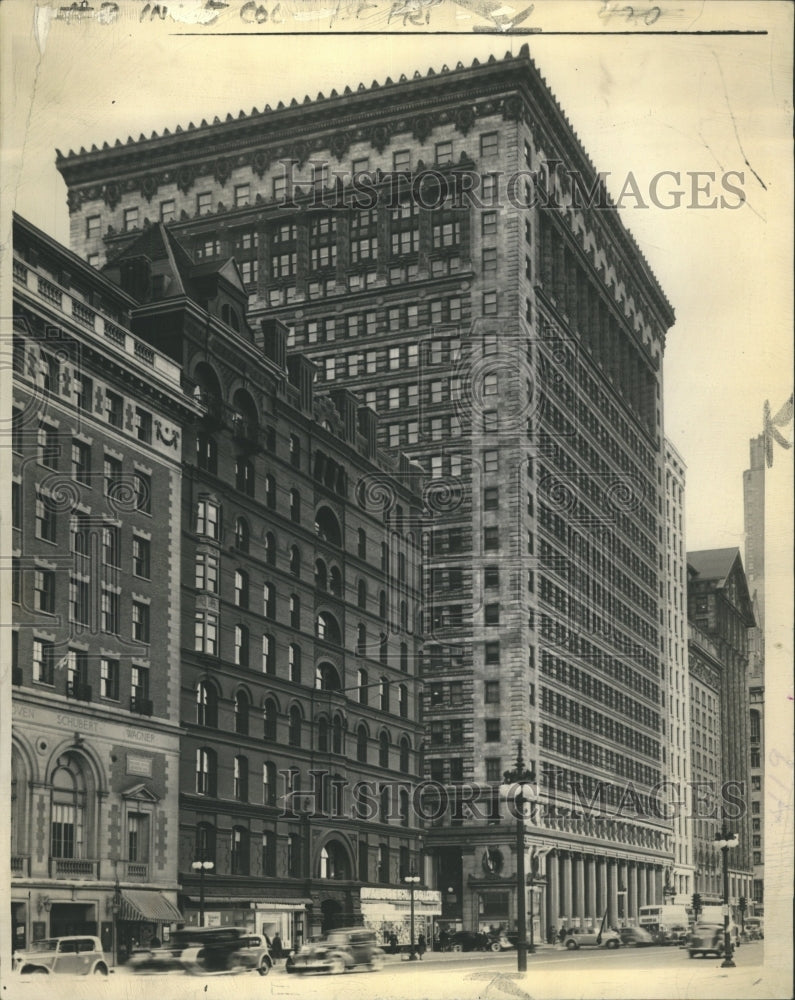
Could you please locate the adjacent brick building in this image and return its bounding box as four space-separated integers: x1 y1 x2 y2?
57 47 676 937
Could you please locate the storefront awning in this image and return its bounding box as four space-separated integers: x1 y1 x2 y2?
252 899 312 910
120 890 182 924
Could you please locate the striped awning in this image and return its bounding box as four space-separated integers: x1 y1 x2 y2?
119 890 182 924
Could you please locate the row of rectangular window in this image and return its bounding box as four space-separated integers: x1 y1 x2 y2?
304 298 463 344
30 639 149 702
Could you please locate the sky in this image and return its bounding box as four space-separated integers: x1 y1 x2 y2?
2 0 792 556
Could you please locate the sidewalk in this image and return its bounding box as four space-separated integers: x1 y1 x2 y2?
386 943 559 962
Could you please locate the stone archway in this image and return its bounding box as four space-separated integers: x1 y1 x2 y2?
320 899 344 934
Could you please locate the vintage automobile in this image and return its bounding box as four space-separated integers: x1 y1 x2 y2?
286 928 384 974
687 921 740 958
563 927 621 950
744 918 764 941
14 936 110 976
655 923 689 946
449 930 489 952
618 927 656 947
128 927 272 975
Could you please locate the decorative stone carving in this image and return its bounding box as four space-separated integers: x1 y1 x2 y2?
412 113 433 144
502 95 524 121
103 182 121 210
454 105 476 136
140 175 158 202
176 166 195 194
329 131 352 162
252 150 270 178
214 157 230 186
290 140 310 167
368 123 391 154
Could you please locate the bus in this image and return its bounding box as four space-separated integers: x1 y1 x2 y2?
637 905 690 944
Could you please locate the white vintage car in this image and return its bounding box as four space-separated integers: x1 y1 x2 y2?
14 936 110 976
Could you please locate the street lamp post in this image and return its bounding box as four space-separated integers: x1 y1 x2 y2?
403 871 421 960
191 860 215 927
713 824 739 969
500 743 536 974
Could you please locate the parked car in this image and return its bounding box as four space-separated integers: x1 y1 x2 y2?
286 928 384 974
449 930 489 952
618 927 655 947
14 936 109 976
486 932 514 952
563 928 621 950
744 918 763 940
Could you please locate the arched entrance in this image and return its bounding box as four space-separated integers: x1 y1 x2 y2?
320 899 344 934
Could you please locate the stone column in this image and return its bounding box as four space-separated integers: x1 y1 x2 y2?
617 860 628 924
638 863 647 908
574 855 585 926
561 853 573 928
587 857 597 925
646 866 655 906
598 858 608 916
628 862 638 921
654 867 664 906
607 860 618 928
546 851 559 933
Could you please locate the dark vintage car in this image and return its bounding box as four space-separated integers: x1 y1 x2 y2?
687 922 735 958
618 927 656 947
286 928 384 974
449 930 489 952
128 927 272 976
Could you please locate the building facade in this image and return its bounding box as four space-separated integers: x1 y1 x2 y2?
11 214 193 959
58 47 676 937
742 435 765 910
663 441 693 904
687 548 756 910
101 224 426 948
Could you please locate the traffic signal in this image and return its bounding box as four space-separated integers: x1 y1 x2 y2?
692 892 702 916
738 896 747 913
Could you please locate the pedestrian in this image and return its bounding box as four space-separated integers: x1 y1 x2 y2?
271 933 283 959
439 928 449 952
417 933 426 959
389 931 398 955
558 926 566 944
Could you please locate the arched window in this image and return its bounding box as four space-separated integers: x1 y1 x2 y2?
290 489 301 523
329 566 342 597
319 840 350 879
379 785 390 823
263 583 275 619
230 826 249 875
356 723 368 763
394 505 403 531
234 691 250 735
290 594 300 629
400 600 408 631
196 681 218 727
357 668 369 705
290 545 301 576
379 590 387 620
262 633 274 674
288 705 302 746
379 635 389 667
235 457 255 496
400 642 409 673
399 788 409 827
380 542 389 573
265 474 276 510
318 716 329 753
379 730 390 769
234 517 249 552
196 821 216 866
356 624 366 656
316 611 341 645
315 559 328 592
262 830 276 876
263 698 278 741
234 756 249 801
234 570 249 608
357 579 367 610
398 683 408 719
399 736 411 773
332 714 343 755
50 755 88 859
197 432 218 474
398 552 406 582
289 643 301 683
314 506 341 545
232 387 258 438
315 662 341 691
264 532 276 566
379 677 390 713
195 747 217 796
263 761 276 806
234 624 249 667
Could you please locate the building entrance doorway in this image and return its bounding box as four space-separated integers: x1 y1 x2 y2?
320 899 344 934
50 903 96 938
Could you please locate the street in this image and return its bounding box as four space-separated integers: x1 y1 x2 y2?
9 942 781 1000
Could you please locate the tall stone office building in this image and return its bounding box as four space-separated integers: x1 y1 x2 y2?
58 47 676 938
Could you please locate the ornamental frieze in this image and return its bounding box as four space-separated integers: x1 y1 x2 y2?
453 105 476 136
140 175 158 202
328 131 352 162
176 165 195 194
412 113 433 144
213 157 231 187
252 149 270 178
103 182 121 210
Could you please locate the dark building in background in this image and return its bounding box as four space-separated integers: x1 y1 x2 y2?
58 46 676 938
11 214 192 959
101 224 426 947
687 548 756 911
